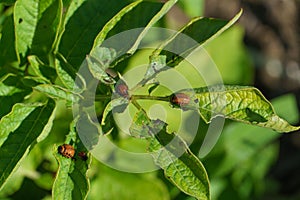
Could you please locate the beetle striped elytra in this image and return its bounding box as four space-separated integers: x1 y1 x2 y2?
58 144 75 159
171 93 190 106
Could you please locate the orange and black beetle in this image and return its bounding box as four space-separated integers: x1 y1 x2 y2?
58 144 75 159
171 93 190 106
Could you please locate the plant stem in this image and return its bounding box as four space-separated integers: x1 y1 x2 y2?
95 95 170 102
131 99 142 110
94 94 170 102
131 94 170 102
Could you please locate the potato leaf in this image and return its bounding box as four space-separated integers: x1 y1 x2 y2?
86 47 117 85
0 74 32 118
14 0 62 63
58 0 129 69
34 84 80 103
172 85 300 133
28 55 57 83
93 0 178 54
53 118 91 200
130 109 210 200
0 99 55 189
0 15 18 66
55 53 86 92
153 10 243 67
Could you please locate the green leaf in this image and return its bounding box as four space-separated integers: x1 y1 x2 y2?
0 75 25 96
28 55 56 83
0 14 18 66
130 110 210 200
34 84 80 103
174 85 300 133
205 94 299 198
92 0 178 60
87 47 117 84
52 0 82 52
0 74 32 118
92 0 143 48
99 95 129 136
76 111 102 150
138 55 167 86
129 108 152 138
90 47 117 65
14 0 62 63
0 103 39 146
55 53 86 92
127 0 179 55
101 98 129 126
93 0 177 67
61 0 85 24
149 123 210 200
55 56 75 88
153 9 243 67
0 99 55 189
58 0 129 69
214 94 299 176
137 10 242 87
53 118 91 200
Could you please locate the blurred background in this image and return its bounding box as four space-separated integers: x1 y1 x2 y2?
165 0 300 199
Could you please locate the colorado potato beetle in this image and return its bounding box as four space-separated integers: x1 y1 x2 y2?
58 144 75 159
171 93 190 106
115 80 129 98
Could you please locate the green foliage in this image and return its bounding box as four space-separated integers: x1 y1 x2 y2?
0 15 17 66
0 1 299 200
0 99 55 188
14 0 62 63
172 85 299 132
53 118 91 200
87 47 117 84
130 110 210 199
205 94 298 199
153 11 242 67
58 0 129 69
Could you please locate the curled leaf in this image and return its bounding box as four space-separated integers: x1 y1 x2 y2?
173 85 300 133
